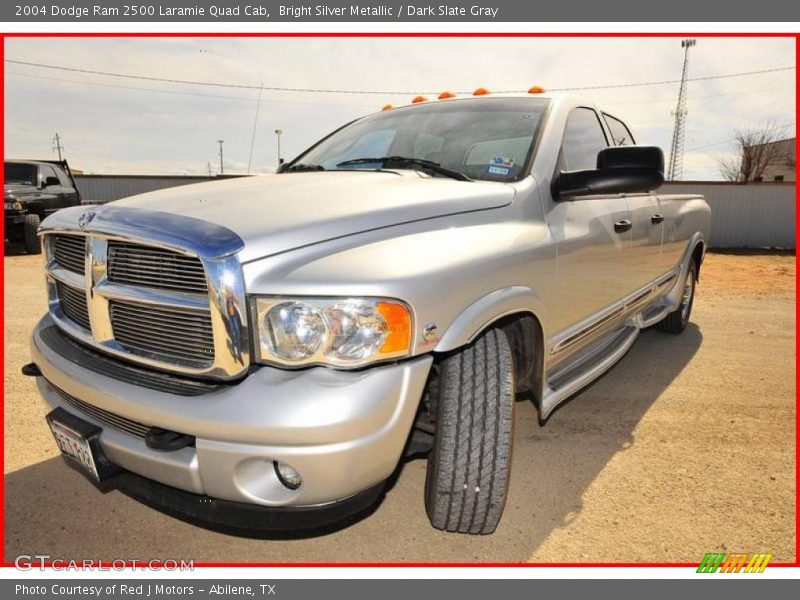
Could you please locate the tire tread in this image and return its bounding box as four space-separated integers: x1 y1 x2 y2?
425 328 514 534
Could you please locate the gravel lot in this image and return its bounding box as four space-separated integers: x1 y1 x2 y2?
3 251 795 563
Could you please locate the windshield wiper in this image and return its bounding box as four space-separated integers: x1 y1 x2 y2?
281 163 326 173
336 156 471 182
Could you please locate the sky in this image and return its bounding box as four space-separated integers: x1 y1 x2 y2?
4 37 796 180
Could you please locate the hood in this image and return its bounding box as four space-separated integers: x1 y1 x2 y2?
4 184 38 199
113 171 515 263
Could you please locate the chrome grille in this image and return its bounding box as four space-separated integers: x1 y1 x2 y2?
55 281 91 330
107 241 208 293
42 213 248 379
110 299 215 369
52 235 86 274
49 381 150 438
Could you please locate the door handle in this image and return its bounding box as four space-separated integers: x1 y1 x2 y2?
614 219 632 234
651 214 664 224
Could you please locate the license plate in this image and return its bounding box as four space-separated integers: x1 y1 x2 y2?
47 407 118 482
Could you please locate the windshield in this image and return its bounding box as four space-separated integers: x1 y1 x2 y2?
291 97 549 182
4 163 38 186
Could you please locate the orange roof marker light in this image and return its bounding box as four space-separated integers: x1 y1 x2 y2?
382 104 393 111
528 86 546 94
438 91 457 100
412 96 428 104
473 87 491 96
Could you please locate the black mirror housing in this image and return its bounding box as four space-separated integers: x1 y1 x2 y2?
555 146 665 199
42 176 60 187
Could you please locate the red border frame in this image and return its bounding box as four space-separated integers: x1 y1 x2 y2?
0 30 797 569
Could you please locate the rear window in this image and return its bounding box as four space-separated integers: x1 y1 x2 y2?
603 113 636 146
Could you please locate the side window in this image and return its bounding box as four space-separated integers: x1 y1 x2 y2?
40 165 58 184
561 108 609 171
54 166 72 188
603 113 636 146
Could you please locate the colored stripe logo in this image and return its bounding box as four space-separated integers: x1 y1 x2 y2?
697 553 772 573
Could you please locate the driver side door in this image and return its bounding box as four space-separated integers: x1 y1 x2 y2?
545 107 633 343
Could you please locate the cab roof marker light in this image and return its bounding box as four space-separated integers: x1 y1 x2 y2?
528 86 546 94
438 91 456 100
473 87 491 96
412 96 428 103
382 104 393 111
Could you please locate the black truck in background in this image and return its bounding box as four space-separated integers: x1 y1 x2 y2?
4 160 81 254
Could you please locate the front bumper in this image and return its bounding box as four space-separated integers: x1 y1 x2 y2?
31 314 432 513
5 213 26 224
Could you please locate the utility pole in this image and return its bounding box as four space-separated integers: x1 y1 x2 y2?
52 133 64 161
247 83 264 174
275 129 283 171
667 38 696 181
217 139 224 175
206 161 212 177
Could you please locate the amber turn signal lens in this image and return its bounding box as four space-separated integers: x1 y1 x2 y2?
528 86 545 94
412 96 428 103
473 87 490 96
438 91 456 100
377 301 412 354
382 104 393 111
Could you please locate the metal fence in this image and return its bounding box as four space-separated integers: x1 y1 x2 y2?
75 176 796 249
661 182 795 249
74 174 245 204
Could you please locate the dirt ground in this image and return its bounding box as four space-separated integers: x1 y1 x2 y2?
3 251 796 563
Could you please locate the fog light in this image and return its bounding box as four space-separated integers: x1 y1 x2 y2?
274 461 302 490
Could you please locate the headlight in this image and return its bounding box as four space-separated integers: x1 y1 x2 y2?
262 301 326 361
4 201 23 211
253 297 412 367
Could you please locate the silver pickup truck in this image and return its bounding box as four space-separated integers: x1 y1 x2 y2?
27 91 710 536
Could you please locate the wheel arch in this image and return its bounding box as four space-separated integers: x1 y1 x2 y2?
692 239 706 281
433 286 547 402
25 202 46 220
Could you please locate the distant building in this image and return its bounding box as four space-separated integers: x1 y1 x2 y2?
748 138 795 182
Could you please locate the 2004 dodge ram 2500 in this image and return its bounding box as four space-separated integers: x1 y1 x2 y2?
27 92 710 536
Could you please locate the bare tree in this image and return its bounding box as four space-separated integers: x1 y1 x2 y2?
717 122 793 182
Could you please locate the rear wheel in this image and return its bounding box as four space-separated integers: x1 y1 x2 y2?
656 261 697 334
424 327 515 534
23 214 41 255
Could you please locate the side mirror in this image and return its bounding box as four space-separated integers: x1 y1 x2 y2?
42 176 60 188
554 146 664 199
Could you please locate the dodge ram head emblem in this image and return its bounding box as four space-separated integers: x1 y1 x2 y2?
78 210 97 230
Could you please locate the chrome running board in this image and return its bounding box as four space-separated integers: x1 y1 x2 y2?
541 325 639 420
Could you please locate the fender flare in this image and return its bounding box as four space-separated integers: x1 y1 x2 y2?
25 201 47 220
434 286 547 353
663 232 707 312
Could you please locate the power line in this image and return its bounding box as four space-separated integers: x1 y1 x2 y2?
3 70 377 108
601 85 796 107
684 122 795 153
10 69 793 113
552 65 794 92
4 58 795 96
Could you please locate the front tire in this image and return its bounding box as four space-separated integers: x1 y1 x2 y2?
23 214 42 255
656 261 697 334
424 328 515 534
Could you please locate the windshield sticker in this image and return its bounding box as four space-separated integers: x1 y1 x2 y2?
487 156 514 176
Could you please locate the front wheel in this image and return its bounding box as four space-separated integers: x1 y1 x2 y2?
656 261 697 334
424 327 515 534
23 214 42 255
